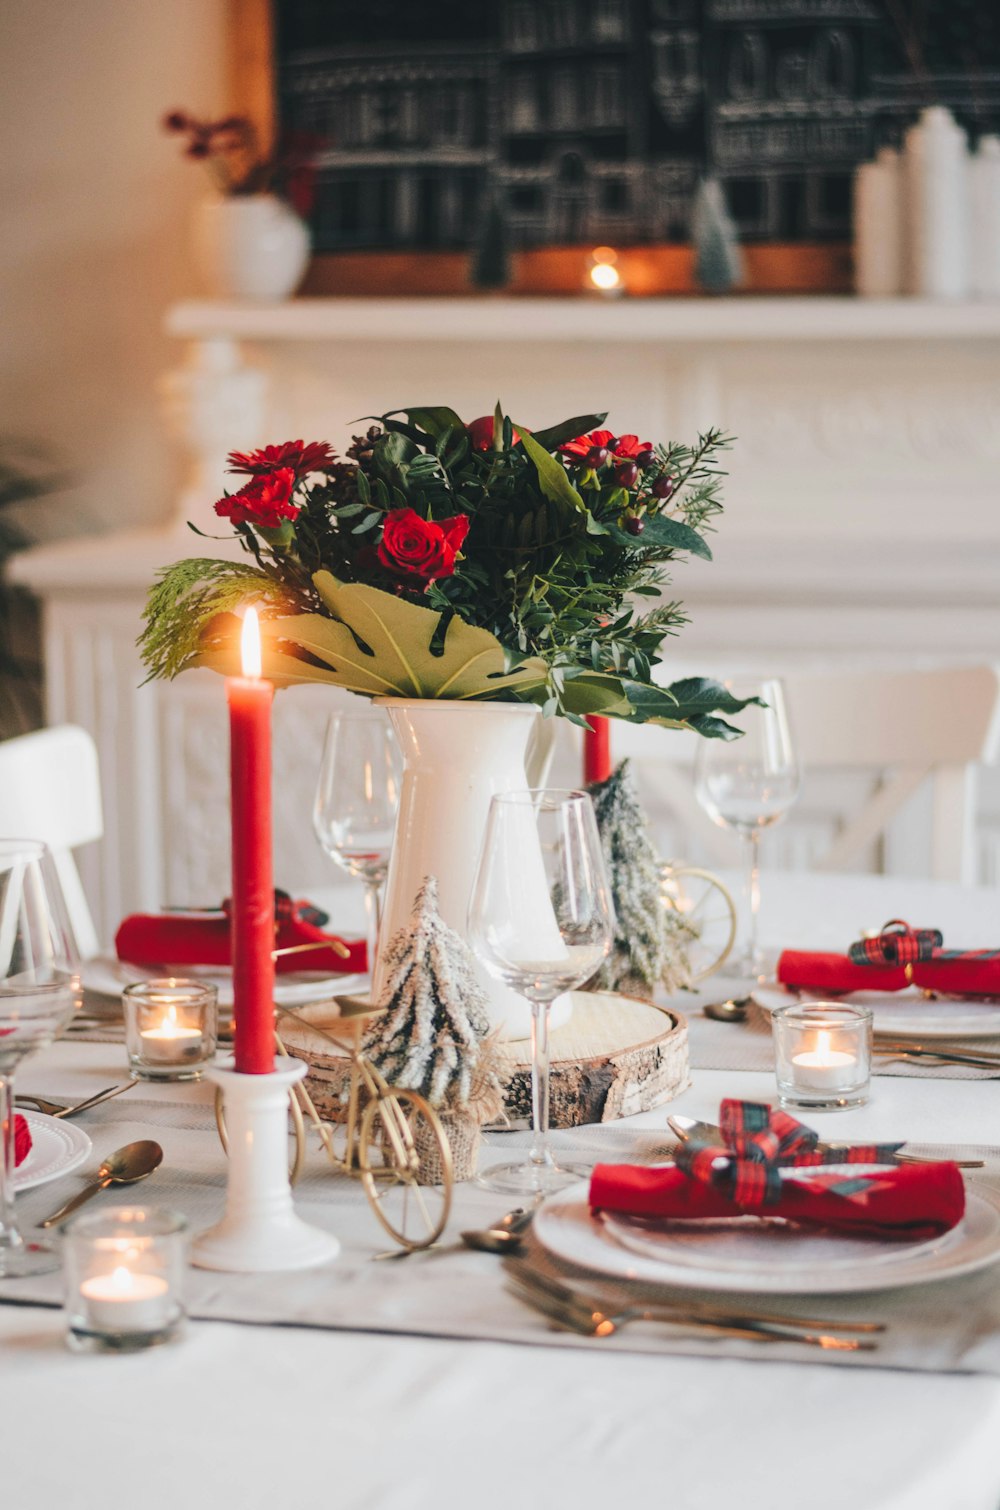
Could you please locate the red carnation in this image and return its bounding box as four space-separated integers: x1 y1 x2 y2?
467 416 521 452
558 428 616 462
227 440 337 479
215 467 300 529
376 508 470 582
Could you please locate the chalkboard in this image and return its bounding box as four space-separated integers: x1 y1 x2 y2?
274 1 1000 253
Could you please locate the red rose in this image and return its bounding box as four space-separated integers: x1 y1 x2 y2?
214 467 300 529
14 1113 31 1167
227 440 337 479
376 508 470 581
467 416 521 452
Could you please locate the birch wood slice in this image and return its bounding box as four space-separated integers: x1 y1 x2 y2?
279 992 689 1130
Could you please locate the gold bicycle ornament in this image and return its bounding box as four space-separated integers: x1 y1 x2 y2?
659 862 737 985
215 998 453 1252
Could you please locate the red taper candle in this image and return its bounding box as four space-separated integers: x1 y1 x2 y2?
227 607 276 1074
583 715 612 785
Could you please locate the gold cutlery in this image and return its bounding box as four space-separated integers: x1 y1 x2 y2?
17 1081 136 1119
504 1268 878 1351
874 1043 1000 1070
37 1140 163 1228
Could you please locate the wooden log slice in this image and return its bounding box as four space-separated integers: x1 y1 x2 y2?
279 991 688 1131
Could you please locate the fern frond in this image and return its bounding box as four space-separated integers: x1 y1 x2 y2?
139 558 295 681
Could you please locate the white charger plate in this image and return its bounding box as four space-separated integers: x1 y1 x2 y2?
754 983 1000 1040
81 956 365 1010
534 1173 1000 1295
14 1112 92 1193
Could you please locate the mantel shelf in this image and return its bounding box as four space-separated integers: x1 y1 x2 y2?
166 296 1000 344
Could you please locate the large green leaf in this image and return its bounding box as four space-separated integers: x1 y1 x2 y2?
606 514 712 560
529 413 608 450
405 407 465 444
515 424 585 512
194 574 548 701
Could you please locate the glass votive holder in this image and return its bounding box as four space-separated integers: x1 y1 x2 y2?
63 1206 188 1353
123 978 217 1081
771 1000 873 1111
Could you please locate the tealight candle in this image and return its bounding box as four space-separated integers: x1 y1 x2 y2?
123 979 217 1081
64 1207 187 1353
772 1001 873 1111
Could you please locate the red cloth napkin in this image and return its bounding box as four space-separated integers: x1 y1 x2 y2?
589 1158 965 1241
777 949 1000 997
14 1114 31 1167
115 906 366 976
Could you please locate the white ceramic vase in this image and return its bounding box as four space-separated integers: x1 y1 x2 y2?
372 699 570 1042
194 193 310 301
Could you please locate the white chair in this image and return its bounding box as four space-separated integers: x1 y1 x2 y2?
607 665 1000 884
0 724 103 957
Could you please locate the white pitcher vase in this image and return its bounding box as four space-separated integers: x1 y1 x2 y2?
372 699 569 1042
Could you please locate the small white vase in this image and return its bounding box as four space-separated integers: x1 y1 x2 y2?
194 193 310 301
373 699 572 1042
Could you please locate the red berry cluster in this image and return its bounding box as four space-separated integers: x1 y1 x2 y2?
558 427 675 535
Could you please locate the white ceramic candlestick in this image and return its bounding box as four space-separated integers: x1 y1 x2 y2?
192 1056 340 1273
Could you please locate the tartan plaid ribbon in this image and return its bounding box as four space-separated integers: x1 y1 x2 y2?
222 889 330 930
674 1100 903 1211
847 919 942 967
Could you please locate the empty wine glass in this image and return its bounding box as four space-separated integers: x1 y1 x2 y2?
313 706 402 982
469 790 614 1197
694 678 800 979
0 839 80 1278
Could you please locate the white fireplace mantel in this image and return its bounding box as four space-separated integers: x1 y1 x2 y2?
11 294 1000 942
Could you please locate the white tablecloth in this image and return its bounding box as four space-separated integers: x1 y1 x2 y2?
7 872 1000 1510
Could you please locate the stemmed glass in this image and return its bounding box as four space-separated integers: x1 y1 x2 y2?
469 790 614 1197
694 678 800 979
313 706 402 983
0 839 80 1277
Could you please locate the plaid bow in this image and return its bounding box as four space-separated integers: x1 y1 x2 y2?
674 1100 903 1211
848 920 943 967
222 890 330 930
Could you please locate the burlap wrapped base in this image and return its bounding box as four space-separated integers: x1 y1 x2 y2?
416 1110 480 1185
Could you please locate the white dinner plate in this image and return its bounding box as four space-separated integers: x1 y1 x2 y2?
534 1173 1000 1295
753 984 1000 1040
81 956 365 1010
14 1112 92 1193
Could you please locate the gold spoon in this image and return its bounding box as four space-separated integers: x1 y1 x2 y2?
37 1140 163 1228
703 996 751 1023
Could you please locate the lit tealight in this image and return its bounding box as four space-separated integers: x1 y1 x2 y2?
588 246 623 296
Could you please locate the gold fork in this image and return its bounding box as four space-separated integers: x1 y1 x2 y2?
505 1273 876 1351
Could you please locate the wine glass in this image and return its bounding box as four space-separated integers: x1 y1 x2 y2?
468 789 614 1197
0 839 80 1278
694 678 800 979
313 706 402 982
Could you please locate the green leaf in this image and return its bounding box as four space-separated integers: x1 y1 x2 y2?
530 413 608 450
606 514 713 560
355 468 371 505
515 424 585 512
193 572 549 701
658 677 763 717
406 407 465 444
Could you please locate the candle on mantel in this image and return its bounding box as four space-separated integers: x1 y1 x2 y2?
791 1029 858 1093
583 716 613 785
227 607 276 1074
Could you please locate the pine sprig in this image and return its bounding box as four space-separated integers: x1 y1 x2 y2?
138 558 296 680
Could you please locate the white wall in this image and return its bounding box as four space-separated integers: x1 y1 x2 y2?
0 0 228 543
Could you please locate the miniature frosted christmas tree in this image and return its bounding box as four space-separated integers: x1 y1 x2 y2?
589 759 698 998
363 875 502 1115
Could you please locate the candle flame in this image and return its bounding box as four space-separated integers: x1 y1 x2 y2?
241 606 262 679
111 1265 135 1295
815 1030 833 1063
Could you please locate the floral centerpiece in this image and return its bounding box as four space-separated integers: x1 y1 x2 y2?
142 405 751 1038
141 404 747 734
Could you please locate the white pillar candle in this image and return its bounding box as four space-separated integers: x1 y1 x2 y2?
79 1265 171 1332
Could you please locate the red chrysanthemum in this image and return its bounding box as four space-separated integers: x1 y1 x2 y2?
214 468 300 529
610 434 653 460
557 428 616 461
226 440 337 479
